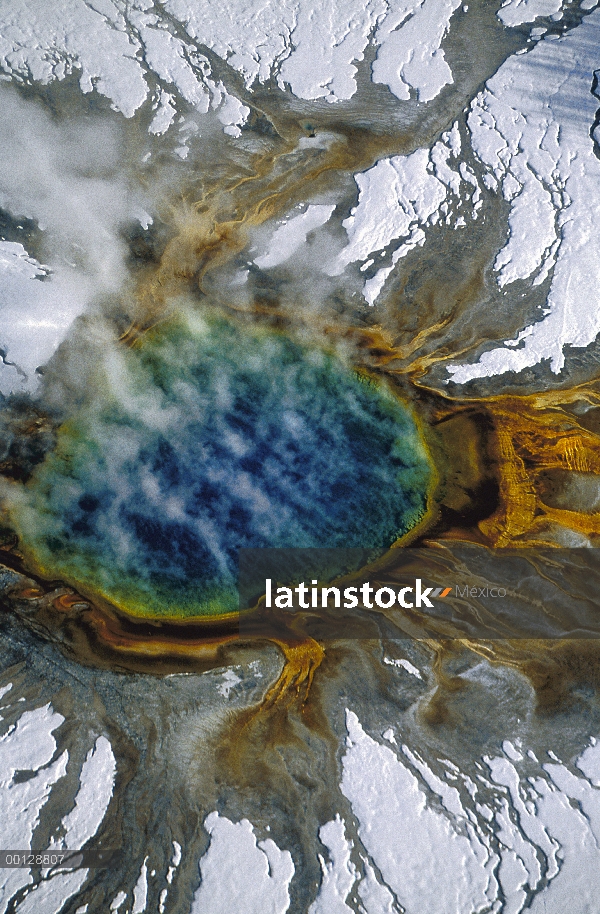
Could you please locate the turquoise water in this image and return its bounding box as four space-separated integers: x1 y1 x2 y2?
11 314 433 618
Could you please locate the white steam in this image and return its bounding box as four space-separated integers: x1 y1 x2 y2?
0 85 149 396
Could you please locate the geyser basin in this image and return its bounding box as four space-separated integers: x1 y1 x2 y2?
8 313 433 619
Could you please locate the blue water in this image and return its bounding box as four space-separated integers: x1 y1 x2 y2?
14 315 433 617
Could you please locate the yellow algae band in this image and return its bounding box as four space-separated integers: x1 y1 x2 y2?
6 314 433 620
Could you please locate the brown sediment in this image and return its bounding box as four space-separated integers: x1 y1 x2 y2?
124 119 415 335
260 638 326 710
213 643 343 800
481 391 600 544
52 592 89 612
19 587 44 599
7 367 600 709
428 386 600 547
4 107 600 716
406 384 600 717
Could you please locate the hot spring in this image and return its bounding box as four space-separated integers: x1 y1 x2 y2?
5 311 434 619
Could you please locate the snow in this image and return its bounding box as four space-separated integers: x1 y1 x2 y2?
576 739 600 785
341 709 600 912
214 87 250 137
0 0 468 124
0 0 147 117
401 743 468 819
341 710 495 914
0 704 67 831
277 0 387 103
480 744 600 912
0 0 479 387
362 229 428 305
373 0 463 103
0 242 48 281
217 669 242 698
55 736 116 851
15 735 116 914
431 124 462 195
330 125 469 302
357 860 397 914
162 0 296 91
135 19 210 114
132 859 148 914
0 689 114 914
503 740 524 762
14 871 92 914
497 0 564 27
166 840 182 884
0 0 252 140
149 91 177 135
0 704 68 914
447 9 600 381
384 656 423 678
110 891 127 912
308 817 356 914
330 151 447 275
166 0 464 104
190 812 294 914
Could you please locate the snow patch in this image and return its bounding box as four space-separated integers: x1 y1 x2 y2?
373 0 463 103
0 705 67 914
384 656 423 678
277 0 387 103
331 124 470 303
15 736 116 914
56 736 116 851
309 817 356 914
217 669 242 698
341 710 495 914
341 711 600 912
0 0 147 117
190 812 294 914
132 858 148 914
498 0 564 27
447 10 600 381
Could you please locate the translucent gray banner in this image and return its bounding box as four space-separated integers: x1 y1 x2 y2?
238 546 600 641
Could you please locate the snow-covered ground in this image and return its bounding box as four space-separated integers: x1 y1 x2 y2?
448 6 600 381
3 668 600 914
0 0 468 114
159 707 600 914
0 684 115 914
0 0 463 396
61 662 597 914
304 3 600 379
327 122 476 304
2 1 600 910
1 0 599 392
